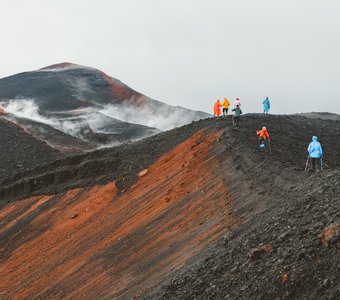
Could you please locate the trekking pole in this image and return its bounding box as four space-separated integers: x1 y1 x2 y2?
320 158 323 171
304 155 310 172
268 138 272 154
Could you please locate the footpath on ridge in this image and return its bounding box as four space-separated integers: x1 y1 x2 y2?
146 114 340 299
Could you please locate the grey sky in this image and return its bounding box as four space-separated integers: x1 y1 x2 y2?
1 0 339 114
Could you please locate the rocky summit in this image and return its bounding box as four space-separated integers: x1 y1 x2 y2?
0 63 209 153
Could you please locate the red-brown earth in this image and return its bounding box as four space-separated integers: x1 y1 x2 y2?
0 126 238 299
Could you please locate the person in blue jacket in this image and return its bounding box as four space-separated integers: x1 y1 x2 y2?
307 136 323 171
263 97 270 114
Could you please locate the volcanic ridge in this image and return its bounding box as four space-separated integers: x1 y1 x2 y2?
0 112 339 299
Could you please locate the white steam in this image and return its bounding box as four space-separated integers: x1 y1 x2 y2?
3 99 87 137
5 99 54 125
100 102 203 131
2 98 207 148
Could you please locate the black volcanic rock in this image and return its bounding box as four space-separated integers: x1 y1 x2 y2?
0 65 138 111
144 114 340 300
3 115 96 153
0 114 339 299
0 118 64 179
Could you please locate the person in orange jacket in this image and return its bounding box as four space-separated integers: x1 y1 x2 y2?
222 98 230 116
213 99 222 116
257 126 270 151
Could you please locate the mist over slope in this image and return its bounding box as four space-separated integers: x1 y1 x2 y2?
0 63 209 151
0 114 339 299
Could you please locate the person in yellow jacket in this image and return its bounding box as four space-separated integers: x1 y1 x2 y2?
222 98 230 117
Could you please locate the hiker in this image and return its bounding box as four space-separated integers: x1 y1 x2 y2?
234 98 241 107
263 97 270 114
257 126 270 151
231 105 242 126
222 98 230 116
213 99 222 117
307 136 323 171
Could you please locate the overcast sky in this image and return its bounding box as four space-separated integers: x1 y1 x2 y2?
1 0 339 114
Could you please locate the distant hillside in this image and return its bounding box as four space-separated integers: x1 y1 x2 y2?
0 63 143 110
0 63 209 151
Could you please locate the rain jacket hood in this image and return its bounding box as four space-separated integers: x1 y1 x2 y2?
222 98 230 108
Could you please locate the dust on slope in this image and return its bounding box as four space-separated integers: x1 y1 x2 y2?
0 127 239 299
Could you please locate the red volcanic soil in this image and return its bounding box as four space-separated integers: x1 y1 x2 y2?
98 70 145 105
0 128 238 299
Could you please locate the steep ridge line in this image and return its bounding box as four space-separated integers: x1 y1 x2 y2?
0 118 220 205
2 114 338 206
0 128 240 299
145 115 340 299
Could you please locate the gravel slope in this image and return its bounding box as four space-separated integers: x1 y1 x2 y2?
0 114 339 299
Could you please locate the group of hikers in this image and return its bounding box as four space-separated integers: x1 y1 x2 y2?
213 97 245 127
212 96 323 172
213 97 270 126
